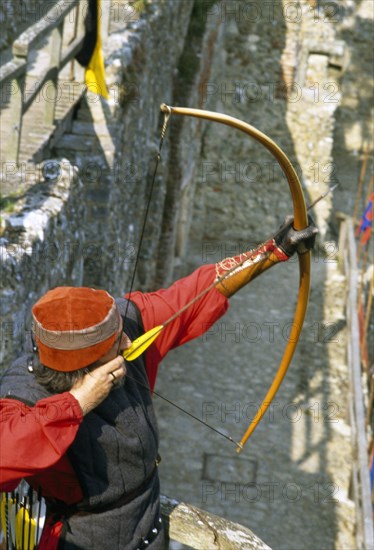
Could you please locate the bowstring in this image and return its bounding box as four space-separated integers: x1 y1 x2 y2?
119 108 239 449
118 110 240 444
123 108 172 321
119 113 335 447
124 373 241 449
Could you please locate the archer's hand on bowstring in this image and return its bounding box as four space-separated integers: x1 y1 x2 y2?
70 356 126 416
215 215 318 298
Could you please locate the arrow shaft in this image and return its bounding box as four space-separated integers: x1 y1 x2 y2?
124 247 269 359
306 184 338 210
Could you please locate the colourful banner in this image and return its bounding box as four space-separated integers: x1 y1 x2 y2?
356 193 373 245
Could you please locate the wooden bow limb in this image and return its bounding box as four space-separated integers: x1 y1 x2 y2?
124 184 332 364
124 104 311 452
158 104 311 454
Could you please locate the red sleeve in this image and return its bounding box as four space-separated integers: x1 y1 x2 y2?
0 392 83 491
126 264 229 389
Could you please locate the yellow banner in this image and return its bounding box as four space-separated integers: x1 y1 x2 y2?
85 0 109 98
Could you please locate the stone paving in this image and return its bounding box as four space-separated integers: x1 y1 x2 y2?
156 251 355 550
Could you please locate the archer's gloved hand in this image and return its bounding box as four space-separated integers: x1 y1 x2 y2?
274 215 318 257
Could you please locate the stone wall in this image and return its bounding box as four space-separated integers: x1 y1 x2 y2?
0 0 224 364
52 0 222 293
154 3 372 549
187 0 372 249
0 161 85 363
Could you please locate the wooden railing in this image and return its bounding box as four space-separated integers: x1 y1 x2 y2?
0 0 87 165
339 215 374 550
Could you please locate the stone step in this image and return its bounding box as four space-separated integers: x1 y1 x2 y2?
55 135 116 165
52 148 76 161
75 100 109 124
55 96 82 117
56 134 99 152
72 121 117 137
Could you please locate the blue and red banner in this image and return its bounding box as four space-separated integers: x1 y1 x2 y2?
356 193 373 245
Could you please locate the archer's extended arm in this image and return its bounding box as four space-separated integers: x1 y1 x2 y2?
215 217 318 298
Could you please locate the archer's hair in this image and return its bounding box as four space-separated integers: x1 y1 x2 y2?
33 361 91 394
31 327 122 393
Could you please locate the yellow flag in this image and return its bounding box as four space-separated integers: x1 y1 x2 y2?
85 0 109 98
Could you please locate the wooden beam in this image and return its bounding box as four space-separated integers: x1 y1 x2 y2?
0 58 27 85
12 0 79 57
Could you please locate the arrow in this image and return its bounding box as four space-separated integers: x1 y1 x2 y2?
306 184 338 210
123 185 336 363
123 246 270 362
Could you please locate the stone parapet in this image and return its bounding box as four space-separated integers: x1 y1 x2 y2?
0 160 84 364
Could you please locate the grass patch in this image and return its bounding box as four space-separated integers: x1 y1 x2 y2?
0 194 21 214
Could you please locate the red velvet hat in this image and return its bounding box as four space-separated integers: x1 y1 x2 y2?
32 287 121 372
